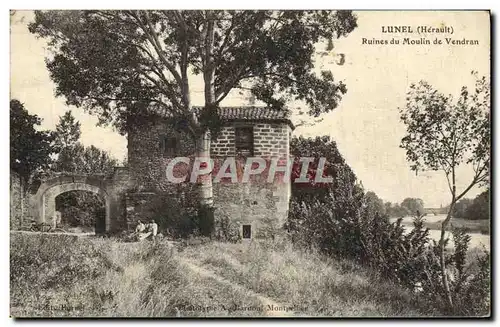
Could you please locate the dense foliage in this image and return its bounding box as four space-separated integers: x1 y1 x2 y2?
287 135 490 316
10 99 57 189
29 10 357 133
401 198 425 216
399 73 490 310
465 189 489 221
452 198 474 219
287 135 364 257
51 111 118 230
453 189 489 220
385 202 410 218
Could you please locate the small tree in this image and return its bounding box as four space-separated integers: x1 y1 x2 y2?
53 110 82 173
364 191 386 218
55 110 81 149
399 72 490 309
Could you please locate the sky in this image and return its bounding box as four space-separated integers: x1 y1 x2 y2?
10 10 490 208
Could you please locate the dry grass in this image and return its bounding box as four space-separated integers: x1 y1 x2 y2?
11 232 442 317
179 240 438 317
10 233 263 317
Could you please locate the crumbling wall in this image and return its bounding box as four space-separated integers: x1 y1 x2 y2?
10 172 23 229
127 119 292 238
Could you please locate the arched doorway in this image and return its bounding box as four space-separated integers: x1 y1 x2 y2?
33 176 111 233
55 190 107 234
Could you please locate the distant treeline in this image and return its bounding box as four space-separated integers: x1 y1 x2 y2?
383 189 489 221
384 197 425 218
420 190 489 220
450 189 489 220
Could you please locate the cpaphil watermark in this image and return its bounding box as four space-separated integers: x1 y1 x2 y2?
165 156 334 184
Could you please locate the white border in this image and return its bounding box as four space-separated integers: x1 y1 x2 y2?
3 1 498 326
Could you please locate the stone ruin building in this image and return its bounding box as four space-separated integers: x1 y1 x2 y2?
10 106 294 239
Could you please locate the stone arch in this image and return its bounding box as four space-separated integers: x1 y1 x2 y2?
32 175 111 232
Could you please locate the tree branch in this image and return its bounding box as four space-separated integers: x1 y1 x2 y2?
216 12 236 60
171 10 191 109
127 10 183 87
203 11 216 105
136 66 183 112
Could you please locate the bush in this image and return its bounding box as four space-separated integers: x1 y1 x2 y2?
56 191 105 228
142 192 199 239
287 191 490 316
214 214 241 243
146 192 219 239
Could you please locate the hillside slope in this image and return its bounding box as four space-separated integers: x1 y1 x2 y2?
10 233 436 317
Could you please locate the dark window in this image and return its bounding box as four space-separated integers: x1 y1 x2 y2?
235 127 254 156
242 225 252 239
161 135 178 157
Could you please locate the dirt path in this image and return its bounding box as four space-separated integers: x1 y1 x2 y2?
118 240 297 316
180 259 296 317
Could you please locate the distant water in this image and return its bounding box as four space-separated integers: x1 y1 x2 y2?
389 215 490 251
425 229 490 251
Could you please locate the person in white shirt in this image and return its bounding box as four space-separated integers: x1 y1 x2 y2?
135 220 146 233
133 220 150 242
148 219 158 241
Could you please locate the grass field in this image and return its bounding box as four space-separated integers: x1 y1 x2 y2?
10 233 263 317
179 241 438 317
10 232 443 318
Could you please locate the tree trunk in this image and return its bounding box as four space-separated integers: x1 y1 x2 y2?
440 202 455 310
196 131 213 207
200 11 216 208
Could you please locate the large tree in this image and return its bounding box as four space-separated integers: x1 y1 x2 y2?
10 99 56 223
400 197 425 216
29 10 358 211
10 100 56 182
399 72 490 310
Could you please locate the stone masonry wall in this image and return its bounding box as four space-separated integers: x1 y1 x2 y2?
10 172 22 229
10 171 34 230
107 167 134 232
211 123 291 158
127 119 292 238
128 117 195 193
